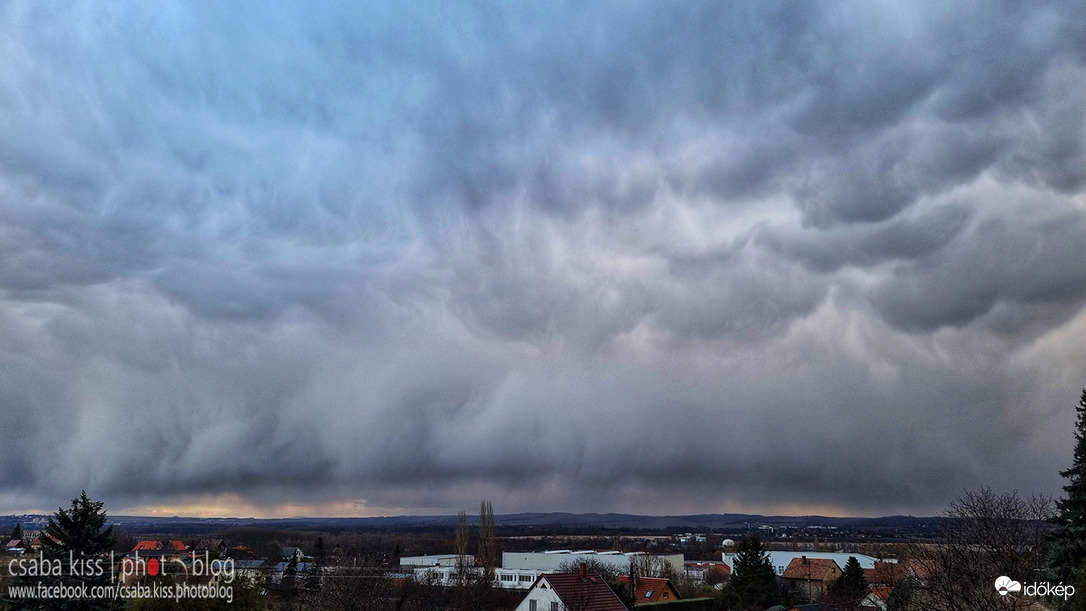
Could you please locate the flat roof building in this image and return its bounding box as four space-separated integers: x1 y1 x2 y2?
721 551 887 576
399 554 471 568
503 550 684 575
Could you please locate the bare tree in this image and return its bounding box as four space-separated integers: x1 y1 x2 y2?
478 500 497 584
910 488 1053 611
630 554 679 580
312 566 396 611
454 510 470 588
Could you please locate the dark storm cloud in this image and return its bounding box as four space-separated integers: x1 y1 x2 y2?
1 1 1085 516
874 198 1086 332
755 203 973 273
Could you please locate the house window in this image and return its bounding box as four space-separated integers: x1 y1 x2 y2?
550 603 559 611
529 600 537 611
663 592 669 599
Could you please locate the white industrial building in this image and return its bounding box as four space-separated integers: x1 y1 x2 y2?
503 550 684 575
399 554 472 568
400 550 685 591
721 551 890 576
413 566 544 589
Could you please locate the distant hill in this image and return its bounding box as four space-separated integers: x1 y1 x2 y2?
0 511 941 537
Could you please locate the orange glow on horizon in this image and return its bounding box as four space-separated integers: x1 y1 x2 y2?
115 494 431 519
709 499 869 519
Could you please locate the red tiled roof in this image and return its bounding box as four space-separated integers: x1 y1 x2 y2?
782 557 841 581
707 564 730 579
901 559 932 580
615 576 680 603
168 540 187 552
195 538 224 550
6 539 22 549
133 540 163 551
864 561 906 586
867 586 893 601
539 572 628 611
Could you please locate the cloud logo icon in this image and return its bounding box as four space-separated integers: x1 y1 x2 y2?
995 576 1022 596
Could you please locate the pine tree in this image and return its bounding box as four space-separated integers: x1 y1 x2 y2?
40 490 114 560
11 522 22 545
281 553 300 597
730 536 780 610
6 491 115 611
1051 389 1086 608
829 556 868 603
886 576 919 611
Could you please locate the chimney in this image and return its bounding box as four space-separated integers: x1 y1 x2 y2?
580 562 587 579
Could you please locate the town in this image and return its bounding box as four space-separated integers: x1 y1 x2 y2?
0 486 1063 610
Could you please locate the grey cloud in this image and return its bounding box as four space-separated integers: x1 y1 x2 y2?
874 201 1086 331
754 202 972 274
1 1 1086 517
794 125 1006 225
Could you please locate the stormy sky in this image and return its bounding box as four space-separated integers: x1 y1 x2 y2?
2 1 1086 518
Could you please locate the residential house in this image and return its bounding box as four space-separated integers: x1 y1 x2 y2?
131 540 187 558
781 557 842 602
234 559 271 583
860 586 892 610
684 561 730 582
228 544 254 559
131 540 164 557
615 576 681 605
863 561 907 587
515 565 628 611
193 538 226 555
271 559 318 586
5 539 25 555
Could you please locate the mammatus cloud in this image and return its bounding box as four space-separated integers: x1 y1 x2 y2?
1 1 1085 517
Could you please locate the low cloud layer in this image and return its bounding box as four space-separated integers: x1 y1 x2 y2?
2 1 1085 517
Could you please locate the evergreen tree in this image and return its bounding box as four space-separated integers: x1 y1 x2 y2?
885 576 919 611
829 556 868 603
11 522 22 544
713 582 743 610
730 536 780 610
280 554 300 600
1051 389 1086 605
40 490 115 559
6 491 116 611
314 535 325 566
